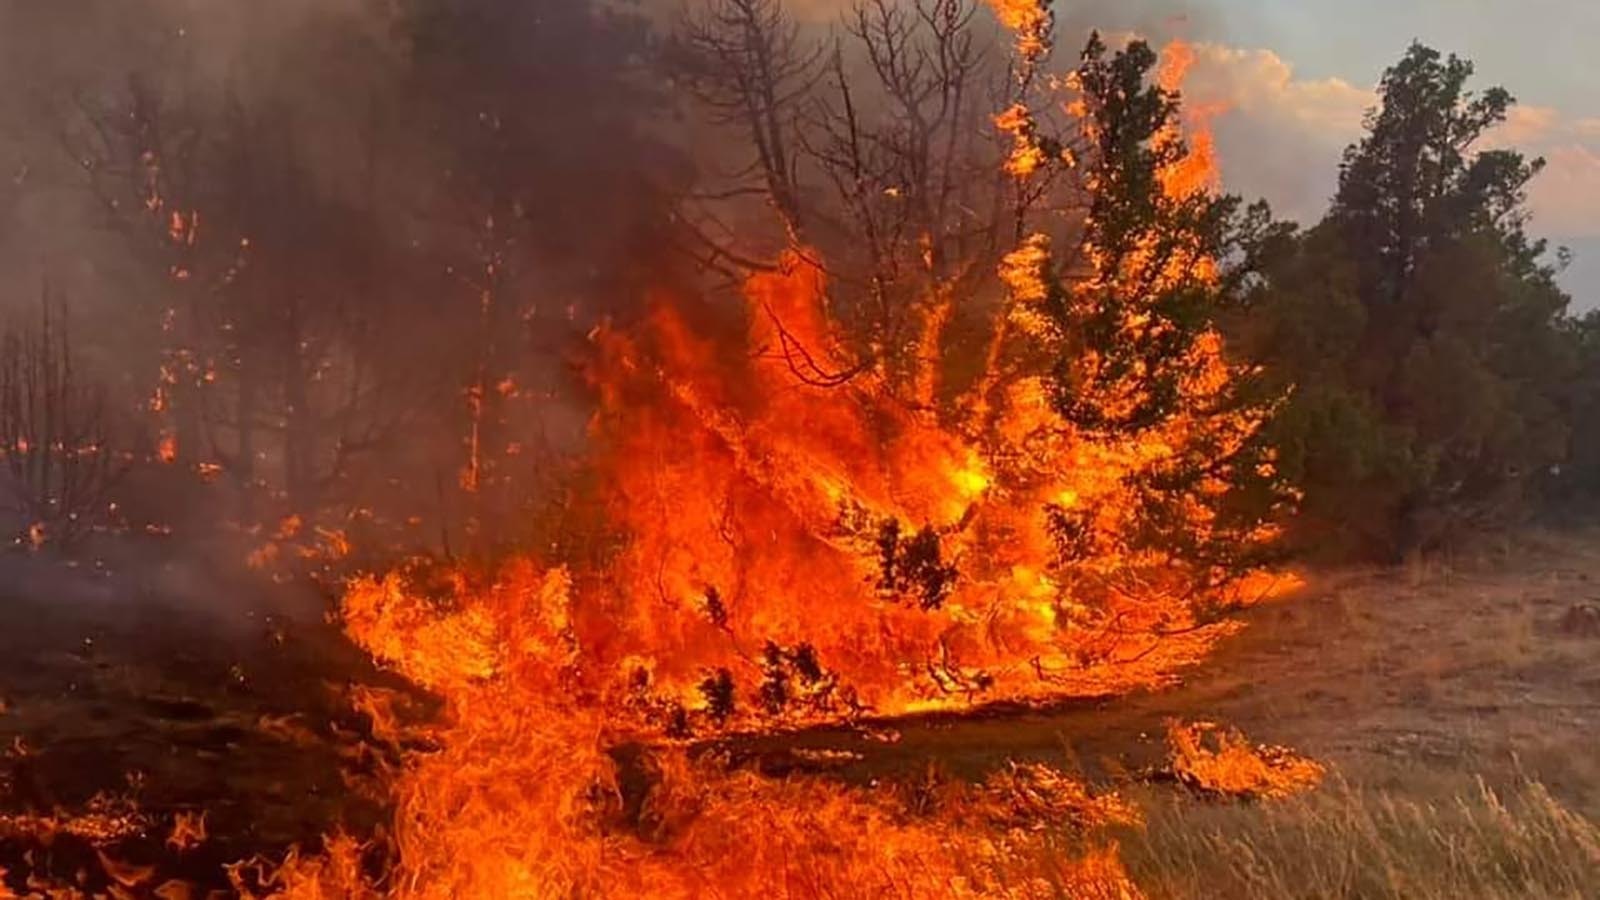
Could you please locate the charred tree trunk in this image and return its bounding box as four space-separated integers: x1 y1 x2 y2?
234 350 260 517
0 292 120 547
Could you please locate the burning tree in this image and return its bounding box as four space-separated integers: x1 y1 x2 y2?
261 4 1301 896
572 4 1297 728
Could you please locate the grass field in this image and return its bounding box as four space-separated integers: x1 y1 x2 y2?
1124 775 1600 899
5 530 1600 896
1120 530 1600 898
729 529 1600 897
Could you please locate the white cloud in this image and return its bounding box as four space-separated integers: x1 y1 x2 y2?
1528 144 1600 237
1495 104 1560 146
1178 43 1600 240
1182 44 1372 135
1168 45 1368 223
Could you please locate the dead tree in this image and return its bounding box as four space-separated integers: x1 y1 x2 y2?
672 0 1087 407
806 0 992 398
674 0 824 247
191 102 424 521
0 293 121 548
60 72 211 466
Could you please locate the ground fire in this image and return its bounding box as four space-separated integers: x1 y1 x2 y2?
238 19 1304 898
3 0 1594 897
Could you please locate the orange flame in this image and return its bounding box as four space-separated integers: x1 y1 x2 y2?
259 28 1295 900
1156 41 1223 198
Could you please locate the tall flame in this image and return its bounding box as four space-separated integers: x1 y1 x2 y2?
259 31 1292 900
1156 40 1224 198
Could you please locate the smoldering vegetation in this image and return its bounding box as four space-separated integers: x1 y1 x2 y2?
0 0 701 572
0 0 1226 577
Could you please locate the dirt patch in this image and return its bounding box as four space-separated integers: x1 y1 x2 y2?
1558 602 1600 637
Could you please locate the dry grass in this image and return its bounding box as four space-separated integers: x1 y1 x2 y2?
1122 776 1600 899
1108 531 1600 898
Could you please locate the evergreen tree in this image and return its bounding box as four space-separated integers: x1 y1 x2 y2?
1029 35 1296 576
1243 43 1574 558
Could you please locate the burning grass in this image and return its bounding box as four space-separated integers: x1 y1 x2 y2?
1163 720 1325 800
250 25 1305 896
297 563 1156 898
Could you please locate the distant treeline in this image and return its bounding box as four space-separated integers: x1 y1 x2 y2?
1229 44 1600 560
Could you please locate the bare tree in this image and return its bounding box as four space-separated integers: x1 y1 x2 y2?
672 0 1088 408
675 0 824 247
808 0 992 398
0 292 121 548
60 70 212 465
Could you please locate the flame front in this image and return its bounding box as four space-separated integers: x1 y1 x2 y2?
581 245 1273 727
260 36 1296 900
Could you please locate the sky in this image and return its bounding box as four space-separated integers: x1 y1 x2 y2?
1187 0 1600 310
792 0 1600 310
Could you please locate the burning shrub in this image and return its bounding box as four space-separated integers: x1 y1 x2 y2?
875 518 959 611
696 668 737 726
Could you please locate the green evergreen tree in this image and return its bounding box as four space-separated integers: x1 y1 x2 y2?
1243 43 1575 558
1035 35 1296 575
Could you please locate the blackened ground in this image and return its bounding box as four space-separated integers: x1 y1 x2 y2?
0 547 420 895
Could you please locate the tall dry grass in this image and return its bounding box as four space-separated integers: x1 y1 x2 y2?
1120 777 1600 899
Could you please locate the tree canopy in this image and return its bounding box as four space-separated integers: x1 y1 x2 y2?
1240 43 1577 558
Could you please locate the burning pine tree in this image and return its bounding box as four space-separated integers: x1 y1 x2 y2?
269 3 1302 897
579 23 1296 731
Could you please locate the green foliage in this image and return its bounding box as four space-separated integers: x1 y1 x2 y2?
1033 35 1298 575
1558 312 1600 501
1241 43 1578 558
1050 35 1241 433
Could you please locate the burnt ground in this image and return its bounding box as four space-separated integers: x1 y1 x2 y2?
0 549 410 895
3 529 1600 894
727 529 1600 819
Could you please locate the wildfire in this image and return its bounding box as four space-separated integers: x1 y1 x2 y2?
1155 40 1224 199
578 236 1280 728
252 31 1300 900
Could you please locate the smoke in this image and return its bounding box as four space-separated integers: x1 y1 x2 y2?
0 0 1238 331
785 0 1226 46
0 0 691 580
